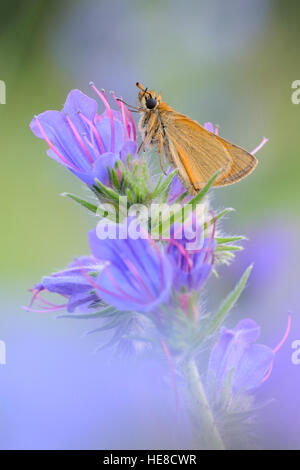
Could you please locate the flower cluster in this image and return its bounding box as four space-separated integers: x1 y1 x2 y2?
27 84 287 449
30 85 137 187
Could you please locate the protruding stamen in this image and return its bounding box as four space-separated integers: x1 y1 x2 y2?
262 313 292 383
167 238 193 272
251 137 268 155
90 82 115 153
119 96 130 139
110 91 131 139
273 313 292 354
137 227 166 290
179 293 189 314
23 304 67 313
65 114 94 163
78 112 105 154
24 288 68 313
78 259 149 306
123 257 154 300
34 117 82 172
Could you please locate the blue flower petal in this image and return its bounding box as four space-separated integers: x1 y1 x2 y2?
208 318 274 395
92 153 119 186
120 140 137 163
233 344 274 392
88 225 172 312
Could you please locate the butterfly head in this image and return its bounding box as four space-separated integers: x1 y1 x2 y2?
136 82 161 111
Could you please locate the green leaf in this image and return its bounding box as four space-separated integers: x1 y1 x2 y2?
215 245 243 252
190 265 253 351
188 169 221 210
62 193 98 214
174 190 189 204
216 236 245 244
203 207 234 230
206 264 253 336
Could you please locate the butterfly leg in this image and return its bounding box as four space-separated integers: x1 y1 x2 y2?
158 133 167 175
138 141 145 153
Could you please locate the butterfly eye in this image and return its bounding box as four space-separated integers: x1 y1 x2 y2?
145 97 157 109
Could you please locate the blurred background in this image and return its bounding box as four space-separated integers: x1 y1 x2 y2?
0 0 299 449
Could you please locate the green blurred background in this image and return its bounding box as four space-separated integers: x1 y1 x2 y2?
0 0 300 449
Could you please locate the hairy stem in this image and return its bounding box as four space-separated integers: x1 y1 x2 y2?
182 358 225 450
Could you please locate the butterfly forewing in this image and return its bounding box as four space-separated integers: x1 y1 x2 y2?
160 106 257 191
213 135 258 186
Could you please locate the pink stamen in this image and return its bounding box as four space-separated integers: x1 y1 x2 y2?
167 238 193 271
90 82 115 153
23 304 67 313
32 291 62 308
110 91 131 139
103 263 153 304
27 288 69 313
251 137 268 155
124 105 136 142
110 91 137 142
138 227 166 291
83 134 95 150
66 114 94 164
29 288 41 308
123 257 154 300
262 313 292 383
78 260 149 306
192 302 198 322
261 363 273 383
78 112 105 154
34 117 82 172
179 293 189 314
119 97 130 139
214 125 219 136
82 129 101 159
273 313 292 354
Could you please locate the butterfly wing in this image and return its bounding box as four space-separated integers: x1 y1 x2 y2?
213 134 258 186
160 107 257 192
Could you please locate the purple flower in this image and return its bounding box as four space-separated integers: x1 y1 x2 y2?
87 223 173 312
208 319 274 395
166 218 215 292
26 257 103 314
26 221 173 315
167 173 191 204
30 85 137 187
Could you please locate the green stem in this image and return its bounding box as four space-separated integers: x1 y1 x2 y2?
182 359 225 450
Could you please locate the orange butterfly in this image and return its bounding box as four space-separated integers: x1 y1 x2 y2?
126 82 258 195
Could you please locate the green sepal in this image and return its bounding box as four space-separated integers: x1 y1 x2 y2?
205 264 253 337
152 169 221 237
61 192 98 214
